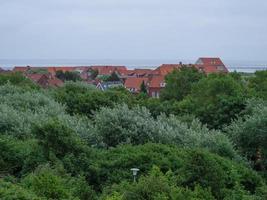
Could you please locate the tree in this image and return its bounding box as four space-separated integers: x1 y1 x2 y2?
140 80 147 94
56 70 81 82
161 66 205 101
0 72 39 89
32 119 84 159
101 166 215 200
93 104 238 160
94 144 266 199
107 71 121 82
88 69 99 80
178 73 247 129
248 70 267 100
226 100 267 172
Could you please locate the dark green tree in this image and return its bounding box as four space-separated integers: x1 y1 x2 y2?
88 69 99 80
161 66 205 101
107 71 121 82
178 73 247 129
140 80 147 94
248 70 267 99
56 70 81 82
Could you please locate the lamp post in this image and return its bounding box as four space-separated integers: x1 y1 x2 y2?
130 168 139 183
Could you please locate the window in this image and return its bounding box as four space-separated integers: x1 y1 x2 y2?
217 66 225 71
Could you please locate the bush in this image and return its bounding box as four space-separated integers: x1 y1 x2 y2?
101 166 215 200
93 144 266 199
0 84 94 139
93 104 238 159
226 100 267 172
54 81 133 117
161 66 205 101
0 72 39 89
178 73 247 129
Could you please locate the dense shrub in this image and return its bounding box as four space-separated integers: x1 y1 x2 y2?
248 70 267 100
93 104 238 159
101 166 215 200
0 72 39 89
54 82 133 117
178 73 247 129
226 100 267 172
0 84 93 139
161 66 205 101
92 144 266 199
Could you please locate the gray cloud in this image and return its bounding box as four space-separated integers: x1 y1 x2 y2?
0 0 267 61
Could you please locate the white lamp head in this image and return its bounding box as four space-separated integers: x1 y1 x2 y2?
130 168 140 176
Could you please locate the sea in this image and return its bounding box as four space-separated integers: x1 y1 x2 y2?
0 59 267 73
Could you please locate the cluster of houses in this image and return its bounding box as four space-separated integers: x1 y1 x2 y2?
2 57 228 98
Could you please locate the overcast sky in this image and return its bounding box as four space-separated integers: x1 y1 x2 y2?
1 0 267 61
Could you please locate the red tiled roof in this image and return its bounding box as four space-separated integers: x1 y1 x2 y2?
124 77 148 91
132 69 152 76
152 64 181 76
195 57 228 73
13 66 30 72
148 75 165 88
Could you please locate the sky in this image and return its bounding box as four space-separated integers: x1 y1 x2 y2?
0 0 267 61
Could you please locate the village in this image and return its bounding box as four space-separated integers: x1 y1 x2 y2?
2 57 228 98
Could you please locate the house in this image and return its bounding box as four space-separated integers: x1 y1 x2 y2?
147 75 166 98
124 77 148 93
195 57 228 74
96 81 124 91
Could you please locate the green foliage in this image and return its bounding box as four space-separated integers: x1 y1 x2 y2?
56 70 82 82
102 166 215 200
161 66 205 101
94 144 266 199
22 165 73 199
89 69 99 80
140 80 147 94
0 84 93 140
32 119 84 159
1 70 267 199
27 68 49 75
0 180 41 200
0 72 39 89
54 81 133 117
226 100 267 172
248 70 267 100
93 104 238 159
106 71 121 82
178 73 247 129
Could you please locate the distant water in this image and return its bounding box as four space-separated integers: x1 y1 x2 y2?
0 59 267 73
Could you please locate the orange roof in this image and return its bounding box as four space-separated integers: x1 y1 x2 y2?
148 75 165 88
124 77 148 91
132 68 152 76
152 64 181 76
